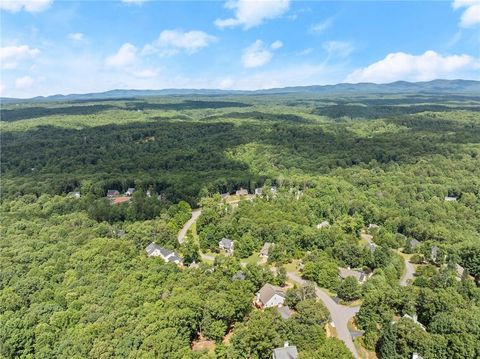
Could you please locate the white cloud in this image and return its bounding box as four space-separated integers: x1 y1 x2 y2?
215 0 290 30
132 68 158 78
0 0 53 13
122 0 147 4
323 41 354 59
105 43 137 67
1 45 40 69
242 40 282 68
68 33 84 41
270 40 283 50
297 48 313 56
143 29 217 56
346 50 480 83
453 0 480 27
15 75 35 89
310 17 333 34
218 77 235 89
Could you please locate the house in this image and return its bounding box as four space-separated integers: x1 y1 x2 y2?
368 223 379 231
430 246 439 262
444 196 458 202
220 192 230 199
260 242 273 257
146 190 152 197
111 196 131 205
271 186 277 194
67 191 81 198
145 242 183 265
456 264 465 279
115 229 125 238
412 353 423 359
364 242 377 252
277 305 294 320
189 262 200 269
339 268 367 284
272 342 298 359
316 220 330 229
255 283 286 308
236 188 248 196
107 189 120 197
219 238 234 254
125 187 135 196
255 187 263 196
410 238 420 250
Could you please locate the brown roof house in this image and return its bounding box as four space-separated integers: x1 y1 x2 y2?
255 283 286 308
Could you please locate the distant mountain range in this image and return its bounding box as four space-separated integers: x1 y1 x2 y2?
2 79 479 104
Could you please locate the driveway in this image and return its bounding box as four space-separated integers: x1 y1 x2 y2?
287 272 360 358
177 209 202 244
400 255 415 286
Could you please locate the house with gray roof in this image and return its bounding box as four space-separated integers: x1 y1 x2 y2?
220 192 230 199
260 242 273 257
456 264 465 280
339 268 367 284
410 238 420 250
255 283 286 308
125 187 135 196
255 187 263 196
272 342 298 359
444 196 458 202
236 188 248 196
107 189 120 197
219 238 234 254
277 305 294 320
145 242 183 265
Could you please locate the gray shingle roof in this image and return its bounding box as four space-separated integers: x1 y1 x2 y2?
272 345 298 359
257 283 285 304
219 238 233 250
277 305 294 319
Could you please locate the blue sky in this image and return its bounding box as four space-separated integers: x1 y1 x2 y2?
1 0 479 97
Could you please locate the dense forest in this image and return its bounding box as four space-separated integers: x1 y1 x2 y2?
1 92 479 358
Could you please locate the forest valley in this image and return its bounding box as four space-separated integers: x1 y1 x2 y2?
1 92 480 359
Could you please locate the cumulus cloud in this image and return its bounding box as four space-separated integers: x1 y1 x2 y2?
143 29 217 56
215 0 290 29
453 0 480 27
68 33 84 41
15 75 35 89
0 0 53 13
1 45 40 69
346 50 480 83
105 43 137 67
122 0 147 3
242 40 282 68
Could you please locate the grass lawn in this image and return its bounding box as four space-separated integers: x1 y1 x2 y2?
240 253 261 266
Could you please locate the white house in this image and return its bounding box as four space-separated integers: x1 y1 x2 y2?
145 242 183 265
255 283 286 308
316 220 330 229
125 187 135 196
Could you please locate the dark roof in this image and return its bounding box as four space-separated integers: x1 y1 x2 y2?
145 242 162 256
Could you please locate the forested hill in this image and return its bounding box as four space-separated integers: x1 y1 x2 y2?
1 90 479 358
1 79 479 103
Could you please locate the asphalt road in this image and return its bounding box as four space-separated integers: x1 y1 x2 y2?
400 256 415 286
177 209 202 244
287 272 360 358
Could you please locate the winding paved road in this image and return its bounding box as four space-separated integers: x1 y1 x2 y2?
287 272 360 358
177 209 202 244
